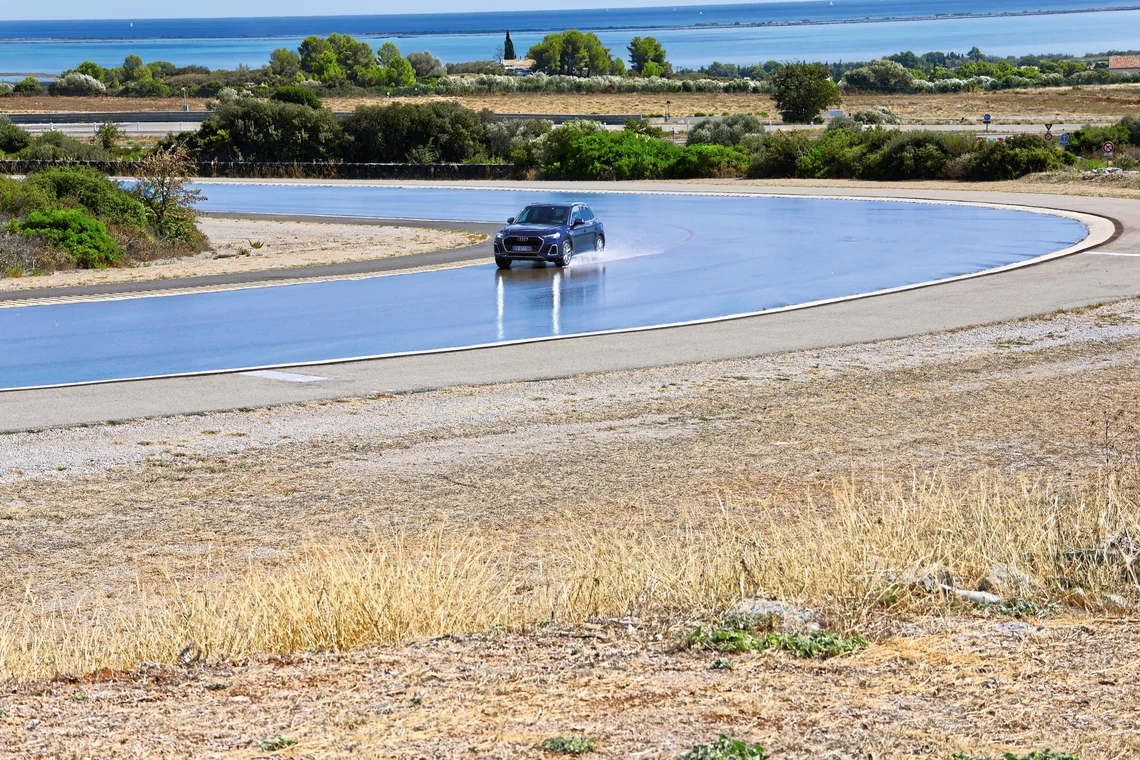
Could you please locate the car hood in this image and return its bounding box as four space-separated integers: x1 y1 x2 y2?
498 224 566 236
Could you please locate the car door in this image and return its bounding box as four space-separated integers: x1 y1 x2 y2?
569 206 590 249
581 206 599 247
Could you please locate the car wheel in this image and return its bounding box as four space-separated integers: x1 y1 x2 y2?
495 256 512 270
555 239 573 267
595 235 605 253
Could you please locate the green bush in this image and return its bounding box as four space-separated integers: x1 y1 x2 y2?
25 167 148 231
180 99 345 162
686 113 765 147
14 76 42 94
0 117 31 155
342 101 492 163
964 134 1076 180
669 143 749 178
6 209 120 268
677 735 767 760
271 85 322 108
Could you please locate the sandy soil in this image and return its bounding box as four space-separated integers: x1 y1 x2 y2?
10 83 1140 121
0 217 485 292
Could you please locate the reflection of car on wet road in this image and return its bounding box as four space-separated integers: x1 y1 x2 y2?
493 202 605 269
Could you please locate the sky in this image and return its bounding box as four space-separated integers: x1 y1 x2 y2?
8 0 788 21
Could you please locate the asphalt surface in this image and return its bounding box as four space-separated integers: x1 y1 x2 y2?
0 187 1092 389
0 181 1135 431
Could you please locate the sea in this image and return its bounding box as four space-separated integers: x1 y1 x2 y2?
3 0 1140 77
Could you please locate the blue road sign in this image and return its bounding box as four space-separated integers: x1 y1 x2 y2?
983 113 992 123
1060 132 1070 146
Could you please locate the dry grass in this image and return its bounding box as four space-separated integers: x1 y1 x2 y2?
12 83 1140 122
3 463 1135 683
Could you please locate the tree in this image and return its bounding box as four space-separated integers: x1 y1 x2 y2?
122 54 148 81
842 59 914 93
131 145 205 242
628 36 669 75
342 101 492 163
383 56 416 88
769 62 841 123
75 61 105 82
526 30 618 77
181 100 345 162
96 121 124 151
504 31 516 60
271 85 322 108
14 77 41 94
641 61 664 78
968 46 985 62
299 36 330 74
268 48 301 79
407 51 446 79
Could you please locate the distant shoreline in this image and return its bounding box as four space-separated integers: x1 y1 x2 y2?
0 4 1138 44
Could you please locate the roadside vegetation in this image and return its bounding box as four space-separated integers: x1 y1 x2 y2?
0 146 205 276
2 460 1136 682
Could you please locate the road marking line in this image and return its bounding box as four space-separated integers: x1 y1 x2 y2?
1083 251 1140 257
239 370 330 383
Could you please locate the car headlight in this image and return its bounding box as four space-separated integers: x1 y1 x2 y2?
545 231 562 240
495 231 504 239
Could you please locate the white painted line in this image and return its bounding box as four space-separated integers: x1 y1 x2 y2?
239 370 330 383
1083 251 1140 257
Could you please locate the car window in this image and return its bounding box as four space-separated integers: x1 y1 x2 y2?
517 205 568 225
581 207 595 221
571 207 582 223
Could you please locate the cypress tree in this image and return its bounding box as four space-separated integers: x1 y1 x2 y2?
504 31 516 60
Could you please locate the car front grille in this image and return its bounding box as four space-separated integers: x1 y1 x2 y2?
504 236 544 251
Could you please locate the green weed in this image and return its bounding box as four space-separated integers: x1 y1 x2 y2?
678 734 767 760
681 613 866 659
542 735 597 754
977 597 1059 619
954 750 1080 760
258 734 297 752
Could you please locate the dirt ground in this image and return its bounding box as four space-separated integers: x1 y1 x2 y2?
2 290 1139 757
3 619 1137 759
8 83 1140 121
0 218 483 292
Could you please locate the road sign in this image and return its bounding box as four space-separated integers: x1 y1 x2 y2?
1045 132 1053 141
983 113 992 123
1105 140 1115 157
1044 123 1053 131
1060 132 1070 146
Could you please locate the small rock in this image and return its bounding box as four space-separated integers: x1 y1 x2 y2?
978 562 1041 595
730 599 821 632
993 622 1030 634
952 588 1002 606
1106 594 1129 610
893 564 955 593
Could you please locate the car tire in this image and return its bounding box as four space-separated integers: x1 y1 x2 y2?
595 235 605 253
495 256 512 269
555 240 573 267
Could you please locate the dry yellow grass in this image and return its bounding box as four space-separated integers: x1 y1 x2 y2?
3 464 1135 683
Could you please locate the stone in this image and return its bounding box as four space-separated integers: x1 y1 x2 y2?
1105 594 1129 610
729 599 821 632
952 588 1002 606
978 562 1041 595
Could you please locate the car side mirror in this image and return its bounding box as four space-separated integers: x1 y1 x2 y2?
572 218 584 227
507 217 515 224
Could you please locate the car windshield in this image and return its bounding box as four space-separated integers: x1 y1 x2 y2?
515 205 569 225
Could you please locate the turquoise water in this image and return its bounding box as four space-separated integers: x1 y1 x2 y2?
2 1 1139 75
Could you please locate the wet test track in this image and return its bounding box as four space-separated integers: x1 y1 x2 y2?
0 185 1093 391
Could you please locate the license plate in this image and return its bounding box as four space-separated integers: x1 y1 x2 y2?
511 246 533 252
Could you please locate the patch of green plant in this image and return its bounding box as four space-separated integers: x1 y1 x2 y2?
977 597 1059 619
258 734 297 752
7 209 121 268
680 614 866 659
541 735 597 754
953 750 1080 760
24 167 148 232
711 657 734 670
204 681 228 690
678 734 767 760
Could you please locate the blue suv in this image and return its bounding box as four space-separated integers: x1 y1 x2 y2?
493 202 605 269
